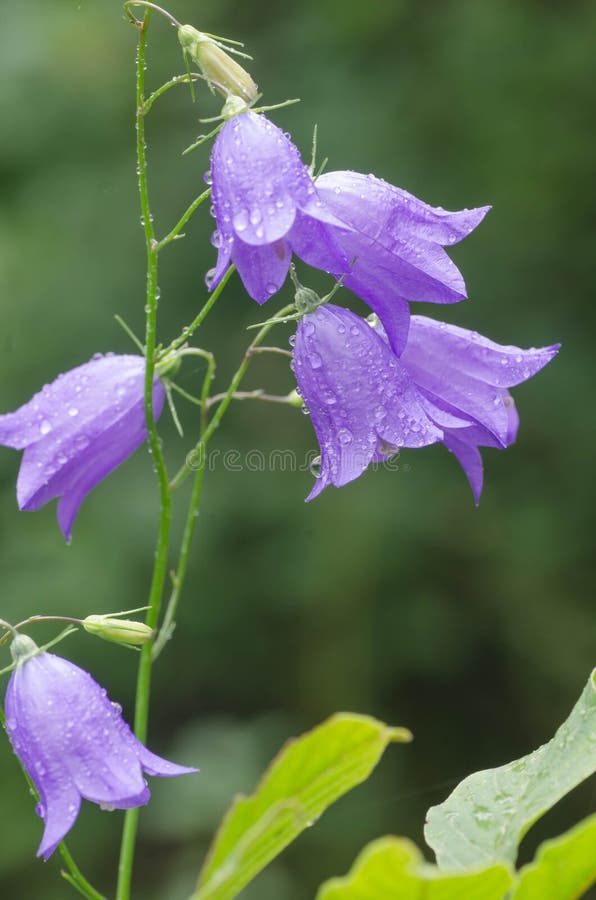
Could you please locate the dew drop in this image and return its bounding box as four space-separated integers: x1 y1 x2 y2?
308 351 323 369
233 209 248 232
337 428 353 445
309 456 322 477
40 419 52 435
67 407 79 417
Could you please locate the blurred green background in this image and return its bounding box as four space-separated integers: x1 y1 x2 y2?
0 0 594 897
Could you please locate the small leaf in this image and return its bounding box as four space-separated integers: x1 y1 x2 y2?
425 670 596 869
315 836 513 900
192 713 411 900
511 814 596 900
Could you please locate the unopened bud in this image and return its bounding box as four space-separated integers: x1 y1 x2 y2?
286 389 304 408
83 615 154 647
178 25 258 104
10 634 39 666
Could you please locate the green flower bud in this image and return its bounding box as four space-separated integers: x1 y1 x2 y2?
178 25 258 104
286 389 304 408
10 634 39 666
82 615 154 647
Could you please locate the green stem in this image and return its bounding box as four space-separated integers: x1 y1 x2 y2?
152 351 214 659
60 845 108 900
165 265 235 354
156 188 211 250
169 303 295 491
143 72 202 115
116 10 173 898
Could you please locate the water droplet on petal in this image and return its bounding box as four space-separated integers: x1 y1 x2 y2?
40 419 52 435
233 209 248 232
309 455 322 477
308 352 323 369
67 407 79 418
337 428 353 445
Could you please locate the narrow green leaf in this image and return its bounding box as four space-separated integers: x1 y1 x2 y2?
192 713 411 900
425 670 596 869
511 814 596 900
315 836 513 900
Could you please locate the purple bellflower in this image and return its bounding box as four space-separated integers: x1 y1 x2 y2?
0 354 165 542
312 172 491 354
5 634 197 860
292 304 442 500
209 114 489 355
209 110 350 303
293 305 558 500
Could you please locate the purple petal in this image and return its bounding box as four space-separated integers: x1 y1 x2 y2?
0 354 165 541
293 305 441 498
135 744 198 778
404 316 560 387
443 429 485 505
316 171 489 306
36 782 81 861
232 236 292 304
211 111 313 246
288 210 351 277
5 651 196 858
400 318 558 444
207 233 233 293
318 171 490 245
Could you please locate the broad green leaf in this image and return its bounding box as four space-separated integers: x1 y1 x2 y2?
192 713 411 900
315 836 513 900
425 669 596 869
512 814 596 900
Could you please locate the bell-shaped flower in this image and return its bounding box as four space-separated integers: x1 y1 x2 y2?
4 634 197 860
312 171 491 353
0 354 165 541
293 305 558 500
292 304 443 499
397 316 559 501
208 110 351 303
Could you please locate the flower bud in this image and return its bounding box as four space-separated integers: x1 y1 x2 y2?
178 25 258 104
82 615 154 647
286 389 304 408
10 634 38 666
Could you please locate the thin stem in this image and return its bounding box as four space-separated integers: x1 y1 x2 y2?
152 349 214 657
124 1 180 28
60 845 107 900
169 304 295 491
117 9 173 899
143 73 203 115
204 389 293 409
156 188 211 251
165 265 235 354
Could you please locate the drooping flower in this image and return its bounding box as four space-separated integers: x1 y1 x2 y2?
292 304 443 499
293 305 558 500
209 121 489 355
5 634 197 860
208 110 351 302
0 354 165 541
312 171 491 353
395 315 559 501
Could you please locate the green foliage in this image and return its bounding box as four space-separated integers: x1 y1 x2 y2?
512 815 596 900
425 670 596 869
315 836 513 900
191 714 411 900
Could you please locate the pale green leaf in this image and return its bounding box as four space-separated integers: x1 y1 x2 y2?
192 713 411 900
425 670 596 869
315 836 513 900
512 814 596 900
